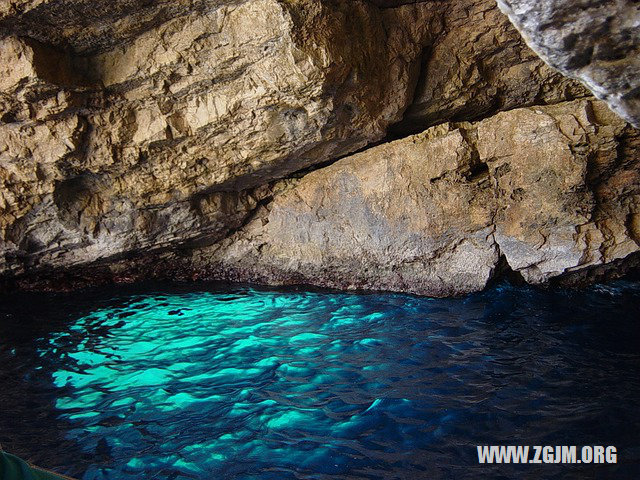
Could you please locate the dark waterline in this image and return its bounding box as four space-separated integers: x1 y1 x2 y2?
0 280 639 479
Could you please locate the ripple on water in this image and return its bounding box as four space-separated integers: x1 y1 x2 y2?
0 281 639 479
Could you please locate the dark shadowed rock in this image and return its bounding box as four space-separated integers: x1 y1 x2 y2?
393 0 590 133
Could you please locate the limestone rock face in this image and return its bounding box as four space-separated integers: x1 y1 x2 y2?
201 99 640 296
478 101 640 283
204 124 501 296
498 0 640 127
0 0 434 276
394 0 590 132
0 0 235 54
1 0 639 295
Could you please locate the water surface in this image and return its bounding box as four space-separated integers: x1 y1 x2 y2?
1 281 639 479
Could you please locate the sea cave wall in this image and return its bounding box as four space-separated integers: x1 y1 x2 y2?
0 0 639 295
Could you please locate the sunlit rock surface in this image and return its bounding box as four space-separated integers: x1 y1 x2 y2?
200 99 640 296
0 0 639 294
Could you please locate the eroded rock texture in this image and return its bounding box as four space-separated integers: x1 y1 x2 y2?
195 99 640 296
0 0 434 275
498 0 640 127
393 0 591 133
0 0 239 54
0 0 639 295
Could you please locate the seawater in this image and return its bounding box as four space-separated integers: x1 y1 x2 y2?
0 281 639 479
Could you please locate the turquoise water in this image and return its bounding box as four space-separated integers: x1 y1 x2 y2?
1 281 639 479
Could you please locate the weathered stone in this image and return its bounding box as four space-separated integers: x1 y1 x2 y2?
0 0 433 276
1 0 638 295
497 0 640 127
478 100 639 283
198 99 640 296
394 0 590 133
198 123 500 296
0 0 235 54
82 0 435 191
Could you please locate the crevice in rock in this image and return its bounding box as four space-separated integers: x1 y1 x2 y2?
279 97 530 186
0 110 18 123
487 253 525 288
465 161 490 183
389 91 594 138
284 137 393 180
21 37 97 88
383 42 436 139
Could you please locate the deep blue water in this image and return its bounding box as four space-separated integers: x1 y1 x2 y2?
1 281 639 479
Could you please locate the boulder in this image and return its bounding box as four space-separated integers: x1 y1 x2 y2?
200 99 640 295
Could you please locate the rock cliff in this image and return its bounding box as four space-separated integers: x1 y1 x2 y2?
190 99 640 296
1 0 639 295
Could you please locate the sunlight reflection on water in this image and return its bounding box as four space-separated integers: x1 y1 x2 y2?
1 281 639 479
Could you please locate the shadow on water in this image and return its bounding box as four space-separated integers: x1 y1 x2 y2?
0 290 116 478
0 280 639 479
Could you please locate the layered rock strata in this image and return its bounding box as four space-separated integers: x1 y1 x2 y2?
193 99 640 296
1 0 639 295
0 0 435 275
